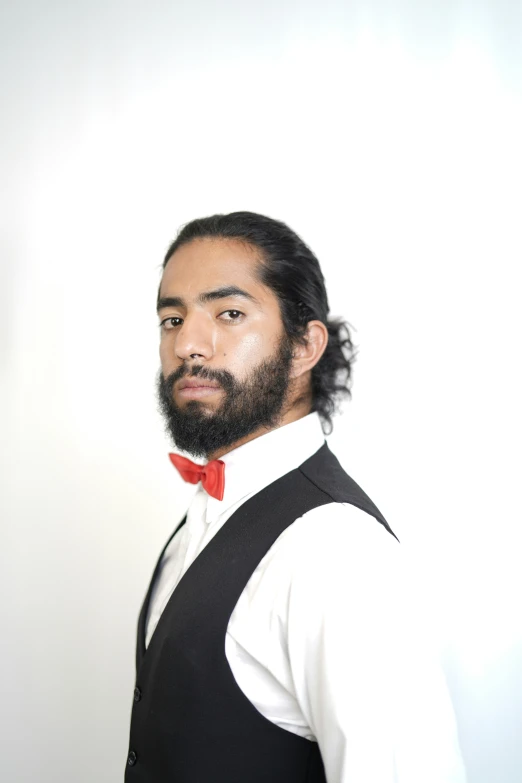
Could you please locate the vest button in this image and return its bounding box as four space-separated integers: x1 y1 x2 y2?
127 751 137 766
133 687 141 702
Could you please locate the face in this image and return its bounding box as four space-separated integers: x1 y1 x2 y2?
156 237 296 458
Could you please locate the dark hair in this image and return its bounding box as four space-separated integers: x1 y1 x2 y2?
162 211 356 434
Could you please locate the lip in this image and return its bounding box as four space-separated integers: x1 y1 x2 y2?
177 379 222 399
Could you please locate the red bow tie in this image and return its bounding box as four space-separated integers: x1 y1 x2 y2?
168 453 225 501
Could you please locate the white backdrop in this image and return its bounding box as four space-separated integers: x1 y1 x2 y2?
2 2 521 781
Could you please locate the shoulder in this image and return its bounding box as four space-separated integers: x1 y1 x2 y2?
241 502 405 621
273 505 420 659
277 501 401 572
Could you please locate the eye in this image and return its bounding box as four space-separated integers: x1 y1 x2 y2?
159 316 183 330
219 309 244 322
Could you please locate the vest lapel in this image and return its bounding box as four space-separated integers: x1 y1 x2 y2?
135 515 187 671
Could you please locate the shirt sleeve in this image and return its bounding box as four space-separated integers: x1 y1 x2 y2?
284 503 467 783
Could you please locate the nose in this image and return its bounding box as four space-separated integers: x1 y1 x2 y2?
174 312 215 362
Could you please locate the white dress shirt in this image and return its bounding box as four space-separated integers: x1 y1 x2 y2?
145 413 466 783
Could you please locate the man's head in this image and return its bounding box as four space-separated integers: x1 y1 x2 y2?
156 212 355 459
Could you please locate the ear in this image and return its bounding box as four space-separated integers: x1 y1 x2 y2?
291 320 329 378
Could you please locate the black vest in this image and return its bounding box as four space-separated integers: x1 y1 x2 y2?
125 443 397 782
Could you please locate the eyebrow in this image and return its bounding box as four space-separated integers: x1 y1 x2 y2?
156 285 260 312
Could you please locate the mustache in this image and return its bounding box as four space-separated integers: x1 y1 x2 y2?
162 364 237 396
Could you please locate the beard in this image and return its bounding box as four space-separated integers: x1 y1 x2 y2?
156 337 295 459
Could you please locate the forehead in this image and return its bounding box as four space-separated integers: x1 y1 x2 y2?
160 237 265 297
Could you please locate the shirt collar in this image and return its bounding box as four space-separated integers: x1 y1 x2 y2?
205 412 326 525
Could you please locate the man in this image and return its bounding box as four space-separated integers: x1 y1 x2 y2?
125 212 466 782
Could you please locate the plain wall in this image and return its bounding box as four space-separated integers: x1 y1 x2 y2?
2 1 521 781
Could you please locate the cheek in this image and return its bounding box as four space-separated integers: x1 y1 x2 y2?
159 336 175 369
219 330 274 372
